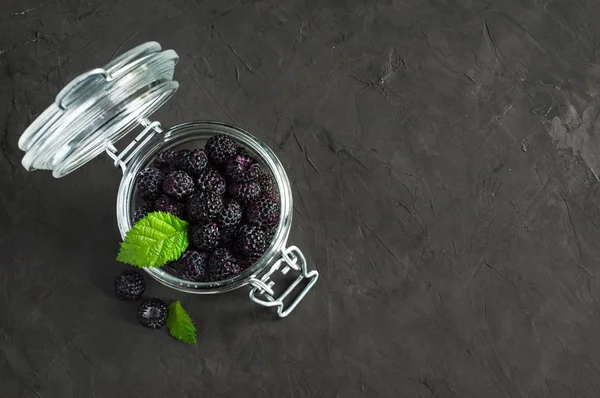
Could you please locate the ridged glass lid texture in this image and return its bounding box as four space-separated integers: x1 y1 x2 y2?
18 41 179 178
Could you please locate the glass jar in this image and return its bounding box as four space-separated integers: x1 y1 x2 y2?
18 42 319 317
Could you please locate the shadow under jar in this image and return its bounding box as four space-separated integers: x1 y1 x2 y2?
18 42 319 318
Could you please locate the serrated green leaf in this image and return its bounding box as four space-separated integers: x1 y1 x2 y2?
117 212 189 268
167 301 197 345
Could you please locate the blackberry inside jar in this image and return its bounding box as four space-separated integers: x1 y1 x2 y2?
132 135 280 283
114 119 302 299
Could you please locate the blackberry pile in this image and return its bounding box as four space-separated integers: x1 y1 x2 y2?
114 270 167 330
132 135 280 282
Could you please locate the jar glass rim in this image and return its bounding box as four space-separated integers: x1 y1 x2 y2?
116 121 293 294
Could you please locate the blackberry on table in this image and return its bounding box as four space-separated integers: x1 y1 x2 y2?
153 149 177 170
154 195 185 219
176 250 209 281
132 204 152 223
208 248 242 281
228 181 261 204
163 170 195 200
205 135 237 166
236 224 268 261
137 298 168 329
195 169 226 195
226 154 260 182
247 196 280 228
114 270 145 301
174 149 208 175
136 167 164 202
218 199 242 228
187 191 224 223
191 222 220 252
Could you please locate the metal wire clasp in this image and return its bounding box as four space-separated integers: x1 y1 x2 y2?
248 246 319 318
105 118 164 173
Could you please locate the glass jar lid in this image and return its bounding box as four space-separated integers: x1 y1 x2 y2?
18 41 179 177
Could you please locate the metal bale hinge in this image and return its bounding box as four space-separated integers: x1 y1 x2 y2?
105 118 164 173
249 246 319 318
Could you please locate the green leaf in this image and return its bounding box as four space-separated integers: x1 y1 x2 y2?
117 212 189 268
167 301 197 345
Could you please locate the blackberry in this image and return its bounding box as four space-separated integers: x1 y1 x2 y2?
176 250 209 281
187 191 224 223
114 270 145 301
136 167 164 202
247 197 280 228
174 149 208 175
236 224 268 261
263 190 279 201
163 170 195 200
228 181 261 204
132 204 152 223
137 298 168 329
218 199 242 228
257 170 277 198
154 195 185 219
205 135 237 165
191 222 220 251
208 248 242 281
195 169 226 195
226 154 260 182
154 149 177 170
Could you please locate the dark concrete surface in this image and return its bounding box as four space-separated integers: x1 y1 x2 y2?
2 0 600 396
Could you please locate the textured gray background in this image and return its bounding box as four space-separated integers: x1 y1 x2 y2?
2 0 600 397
